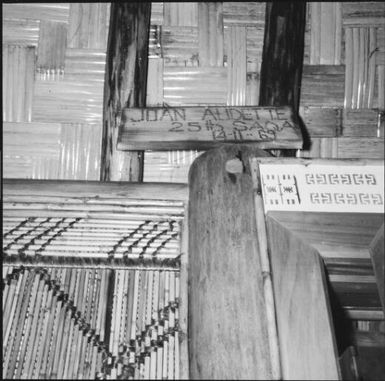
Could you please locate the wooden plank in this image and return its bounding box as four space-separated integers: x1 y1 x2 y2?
337 137 384 159
266 214 341 380
342 109 380 137
299 106 341 137
301 65 345 107
118 106 302 150
100 3 151 182
3 179 188 203
188 145 275 379
259 2 306 112
369 223 385 313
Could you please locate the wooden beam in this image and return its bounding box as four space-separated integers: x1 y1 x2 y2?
118 106 302 150
188 145 278 379
259 2 306 112
100 3 151 181
3 179 188 203
369 223 385 314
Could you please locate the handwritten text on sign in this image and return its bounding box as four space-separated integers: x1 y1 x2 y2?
118 106 302 150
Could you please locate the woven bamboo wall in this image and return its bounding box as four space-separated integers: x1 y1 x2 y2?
3 2 385 182
2 3 108 180
299 2 385 159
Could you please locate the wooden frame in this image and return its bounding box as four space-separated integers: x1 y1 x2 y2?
250 157 384 379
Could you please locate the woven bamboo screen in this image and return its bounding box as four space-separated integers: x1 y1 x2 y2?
2 2 385 182
3 180 188 379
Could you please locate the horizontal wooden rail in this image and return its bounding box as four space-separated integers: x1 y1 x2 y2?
3 179 188 203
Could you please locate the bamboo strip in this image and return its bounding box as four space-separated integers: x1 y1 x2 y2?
334 3 342 65
378 65 385 109
252 165 282 380
3 277 17 344
53 304 71 379
77 328 88 379
71 323 82 379
16 44 27 122
91 270 101 337
15 272 40 379
367 27 377 108
227 26 247 106
357 27 365 108
24 280 47 379
33 286 53 378
96 269 106 340
352 27 360 108
8 45 15 122
3 273 23 359
5 270 33 379
310 2 321 64
45 297 62 378
62 314 75 378
120 269 129 348
344 28 354 109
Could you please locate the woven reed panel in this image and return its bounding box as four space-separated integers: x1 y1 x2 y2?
3 265 182 379
3 180 186 379
2 3 108 181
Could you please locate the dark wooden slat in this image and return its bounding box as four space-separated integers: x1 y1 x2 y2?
188 145 276 379
259 2 306 112
100 3 151 181
118 106 303 150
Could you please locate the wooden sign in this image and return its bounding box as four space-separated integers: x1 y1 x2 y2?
250 158 384 214
118 106 303 150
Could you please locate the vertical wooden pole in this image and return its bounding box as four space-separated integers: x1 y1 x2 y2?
259 2 307 112
100 3 151 181
188 145 276 379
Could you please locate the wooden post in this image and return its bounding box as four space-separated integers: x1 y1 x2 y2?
100 3 151 181
259 2 307 112
188 145 279 379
